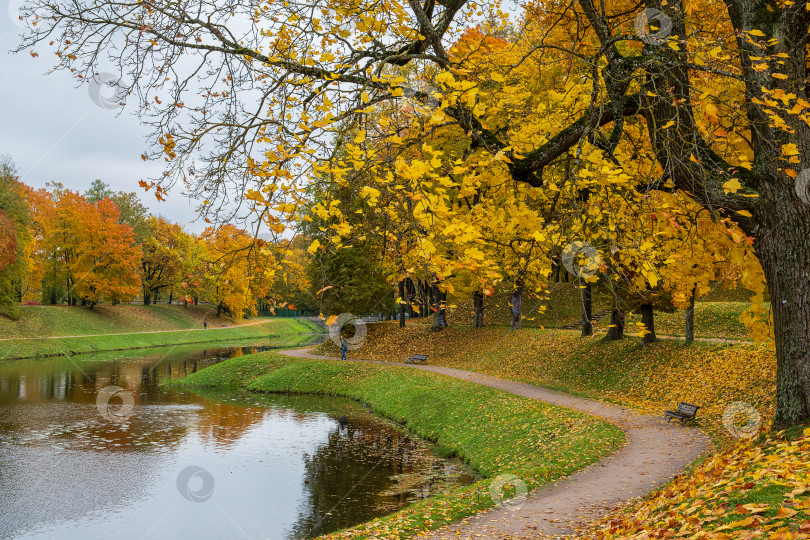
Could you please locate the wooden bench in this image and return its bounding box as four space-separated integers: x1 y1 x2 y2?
406 354 428 365
665 402 700 424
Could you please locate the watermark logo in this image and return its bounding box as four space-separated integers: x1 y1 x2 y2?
634 8 673 46
7 0 40 29
88 72 127 110
795 169 810 205
96 385 135 422
176 465 215 503
489 473 528 511
401 82 441 118
328 313 367 351
722 401 761 438
561 241 602 279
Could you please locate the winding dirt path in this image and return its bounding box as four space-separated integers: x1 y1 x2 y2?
280 347 712 539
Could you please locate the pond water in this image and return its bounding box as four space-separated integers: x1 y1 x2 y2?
0 340 475 539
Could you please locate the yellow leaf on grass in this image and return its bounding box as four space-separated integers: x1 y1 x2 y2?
741 503 769 514
715 516 755 531
775 506 797 518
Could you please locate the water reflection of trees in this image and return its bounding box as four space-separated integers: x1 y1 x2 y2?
290 417 434 539
0 346 262 452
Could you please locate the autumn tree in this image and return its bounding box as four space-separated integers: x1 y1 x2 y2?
0 157 30 317
140 216 185 304
179 233 210 306
24 184 142 306
201 224 276 320
71 197 142 306
268 234 319 315
86 179 149 239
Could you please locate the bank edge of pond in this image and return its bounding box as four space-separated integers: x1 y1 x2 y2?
176 351 625 540
0 319 323 361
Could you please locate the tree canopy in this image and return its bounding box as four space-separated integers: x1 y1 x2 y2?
15 0 810 426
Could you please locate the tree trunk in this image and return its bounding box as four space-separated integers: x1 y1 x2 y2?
685 287 696 344
168 291 173 305
217 303 222 317
581 282 593 337
510 284 522 331
640 303 657 345
756 196 810 428
431 283 447 330
406 278 415 318
428 282 435 318
414 280 423 317
143 292 151 305
604 308 625 341
398 279 406 328
422 280 430 317
473 291 484 328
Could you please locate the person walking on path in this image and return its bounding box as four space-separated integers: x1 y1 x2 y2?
340 337 348 360
203 321 207 329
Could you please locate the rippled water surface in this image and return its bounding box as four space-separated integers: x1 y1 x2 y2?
0 341 475 539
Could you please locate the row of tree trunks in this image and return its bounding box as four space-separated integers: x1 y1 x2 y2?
397 278 434 327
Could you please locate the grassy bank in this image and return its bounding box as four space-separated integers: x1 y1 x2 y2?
178 352 624 539
315 322 774 444
0 304 241 339
0 318 321 361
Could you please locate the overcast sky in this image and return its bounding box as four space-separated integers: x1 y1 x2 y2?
0 7 206 231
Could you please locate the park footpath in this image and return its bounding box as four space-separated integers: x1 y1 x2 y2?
281 347 712 540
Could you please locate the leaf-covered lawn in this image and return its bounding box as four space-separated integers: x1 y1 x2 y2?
177 352 624 539
585 428 810 540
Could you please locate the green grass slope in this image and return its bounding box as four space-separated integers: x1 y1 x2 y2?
178 352 624 539
0 318 321 361
0 304 238 339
